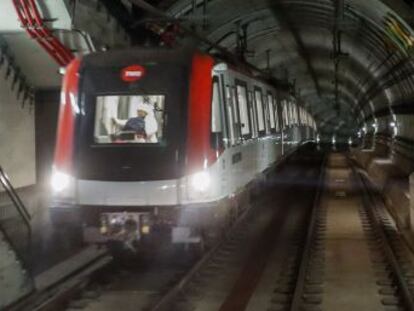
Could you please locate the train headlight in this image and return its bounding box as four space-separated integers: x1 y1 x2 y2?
51 170 71 193
190 171 211 192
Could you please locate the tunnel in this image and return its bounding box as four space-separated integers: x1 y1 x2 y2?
2 0 414 310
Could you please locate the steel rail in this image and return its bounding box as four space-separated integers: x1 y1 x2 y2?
289 154 327 311
351 164 414 311
149 194 255 311
150 147 323 311
11 249 112 311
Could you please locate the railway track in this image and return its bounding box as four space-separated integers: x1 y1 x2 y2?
22 149 321 311
149 152 324 311
19 150 414 311
144 152 414 311
268 153 414 311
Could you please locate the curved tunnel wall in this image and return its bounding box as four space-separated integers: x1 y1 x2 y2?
161 0 414 144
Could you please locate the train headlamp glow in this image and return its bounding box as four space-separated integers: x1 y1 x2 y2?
190 171 211 192
51 170 71 193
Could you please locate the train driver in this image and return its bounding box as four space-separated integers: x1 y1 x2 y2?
112 101 158 143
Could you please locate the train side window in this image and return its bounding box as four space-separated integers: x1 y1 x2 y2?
225 86 234 145
267 93 276 131
236 83 251 137
294 103 298 124
289 102 293 125
263 94 270 134
274 97 280 132
211 79 222 132
211 77 225 150
288 102 291 127
231 87 242 143
249 91 258 138
283 100 289 128
254 89 265 135
292 102 297 125
225 85 240 145
292 103 296 125
300 107 305 125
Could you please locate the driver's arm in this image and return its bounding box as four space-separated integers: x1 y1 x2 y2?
111 117 127 129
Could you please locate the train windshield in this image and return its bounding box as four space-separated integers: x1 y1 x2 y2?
94 95 165 144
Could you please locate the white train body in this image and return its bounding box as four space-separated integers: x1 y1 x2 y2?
51 48 316 244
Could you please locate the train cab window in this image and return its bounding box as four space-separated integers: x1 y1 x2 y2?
236 84 251 137
267 93 276 131
94 95 165 144
254 89 265 134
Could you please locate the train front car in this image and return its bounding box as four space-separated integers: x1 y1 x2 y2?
51 49 221 248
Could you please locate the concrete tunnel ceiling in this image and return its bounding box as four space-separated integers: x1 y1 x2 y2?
3 0 414 140
132 0 414 138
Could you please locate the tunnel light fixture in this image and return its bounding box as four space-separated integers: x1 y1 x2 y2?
390 122 396 128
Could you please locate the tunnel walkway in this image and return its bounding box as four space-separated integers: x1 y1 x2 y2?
321 154 383 310
0 166 34 309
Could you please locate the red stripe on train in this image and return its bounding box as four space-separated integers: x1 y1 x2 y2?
54 58 81 172
186 53 222 173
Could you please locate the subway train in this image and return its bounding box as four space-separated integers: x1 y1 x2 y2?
50 48 317 248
